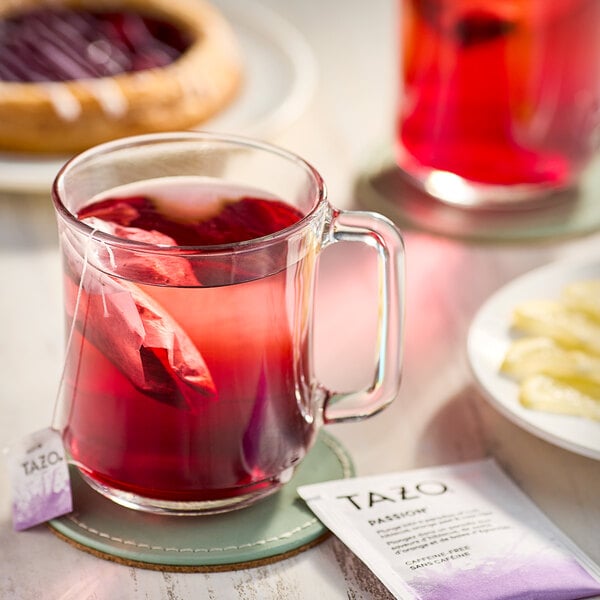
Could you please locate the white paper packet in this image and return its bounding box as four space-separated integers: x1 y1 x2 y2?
298 459 600 600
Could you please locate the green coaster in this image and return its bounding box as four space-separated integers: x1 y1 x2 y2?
48 432 353 571
355 144 600 243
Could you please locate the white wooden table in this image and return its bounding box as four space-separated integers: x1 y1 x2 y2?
2 0 600 598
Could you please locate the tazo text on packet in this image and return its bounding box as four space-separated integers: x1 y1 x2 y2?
298 459 600 600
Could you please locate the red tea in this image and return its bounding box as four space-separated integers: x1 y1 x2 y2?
61 177 317 504
397 0 600 190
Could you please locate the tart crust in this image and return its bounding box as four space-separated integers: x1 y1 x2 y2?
0 0 242 154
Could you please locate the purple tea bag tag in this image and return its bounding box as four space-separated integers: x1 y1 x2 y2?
4 427 73 531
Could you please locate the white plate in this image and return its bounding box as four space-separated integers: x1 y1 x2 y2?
0 0 317 194
467 258 600 460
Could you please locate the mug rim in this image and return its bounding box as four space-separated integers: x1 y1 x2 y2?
51 131 328 254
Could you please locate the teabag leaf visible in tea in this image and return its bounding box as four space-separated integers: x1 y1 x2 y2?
83 216 200 286
60 229 216 412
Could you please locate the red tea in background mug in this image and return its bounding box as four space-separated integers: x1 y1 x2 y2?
395 0 600 206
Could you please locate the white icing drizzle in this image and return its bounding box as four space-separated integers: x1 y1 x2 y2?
41 82 82 122
80 78 129 119
38 78 128 122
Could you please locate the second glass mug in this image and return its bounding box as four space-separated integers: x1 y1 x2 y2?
51 132 405 515
396 0 600 206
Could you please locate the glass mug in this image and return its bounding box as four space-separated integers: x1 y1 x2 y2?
51 132 405 515
396 0 600 206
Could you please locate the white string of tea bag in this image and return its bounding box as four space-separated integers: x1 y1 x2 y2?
99 242 116 318
51 226 103 431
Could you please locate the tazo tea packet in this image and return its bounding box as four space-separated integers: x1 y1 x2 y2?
298 459 600 600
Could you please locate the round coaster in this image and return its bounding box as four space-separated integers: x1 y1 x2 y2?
355 145 600 243
47 431 353 571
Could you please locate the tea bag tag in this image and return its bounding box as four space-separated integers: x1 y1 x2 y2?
4 427 73 531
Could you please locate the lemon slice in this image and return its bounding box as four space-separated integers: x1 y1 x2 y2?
512 299 600 355
501 278 600 423
501 336 600 383
561 280 600 319
520 375 600 421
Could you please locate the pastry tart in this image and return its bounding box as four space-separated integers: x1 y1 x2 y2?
0 0 242 154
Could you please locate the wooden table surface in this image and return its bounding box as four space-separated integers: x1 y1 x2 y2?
1 0 600 598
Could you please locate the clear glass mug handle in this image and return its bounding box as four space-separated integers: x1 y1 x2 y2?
320 209 405 423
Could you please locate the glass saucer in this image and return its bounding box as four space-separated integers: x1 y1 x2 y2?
355 144 600 242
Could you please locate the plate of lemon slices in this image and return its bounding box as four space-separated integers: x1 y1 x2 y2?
468 258 600 460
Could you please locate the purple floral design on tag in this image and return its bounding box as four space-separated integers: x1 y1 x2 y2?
6 428 73 531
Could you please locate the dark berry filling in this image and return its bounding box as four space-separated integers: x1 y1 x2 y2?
0 7 192 82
